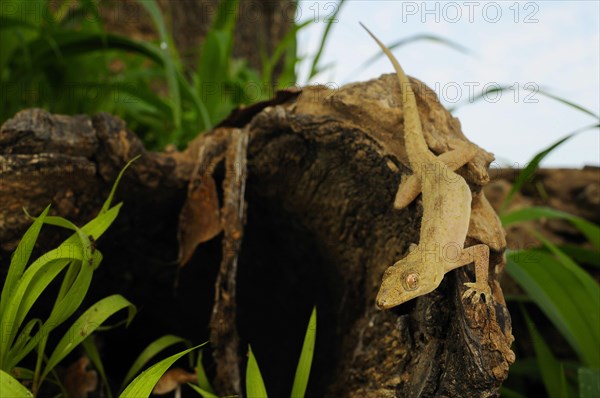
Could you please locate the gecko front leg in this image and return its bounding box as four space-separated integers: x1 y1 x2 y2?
445 244 492 304
394 143 479 209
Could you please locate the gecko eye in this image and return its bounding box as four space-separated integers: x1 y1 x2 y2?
403 272 419 291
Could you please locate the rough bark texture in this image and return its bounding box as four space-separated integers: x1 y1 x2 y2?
0 74 519 397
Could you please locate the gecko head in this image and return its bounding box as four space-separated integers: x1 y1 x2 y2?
376 250 442 309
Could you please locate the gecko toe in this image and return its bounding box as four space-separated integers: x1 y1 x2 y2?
462 283 492 305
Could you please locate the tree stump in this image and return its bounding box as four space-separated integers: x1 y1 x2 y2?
0 74 514 397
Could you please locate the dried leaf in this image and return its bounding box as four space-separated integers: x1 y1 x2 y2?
63 357 98 398
152 368 197 395
177 174 222 266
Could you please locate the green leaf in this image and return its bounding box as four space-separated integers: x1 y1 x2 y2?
274 19 311 88
558 245 600 268
533 231 600 312
2 258 73 368
291 307 317 398
246 346 268 398
358 33 471 73
501 206 600 250
8 318 42 363
507 250 600 367
10 31 163 68
579 367 600 398
0 15 38 31
266 19 311 87
82 337 113 398
212 0 239 31
188 383 219 398
196 29 234 122
101 155 141 214
195 350 215 394
0 205 49 318
450 86 600 119
120 345 203 398
44 221 95 324
42 295 136 381
3 205 122 367
135 0 182 133
500 386 528 398
121 335 189 391
521 307 571 398
308 0 346 80
501 125 599 211
0 369 33 397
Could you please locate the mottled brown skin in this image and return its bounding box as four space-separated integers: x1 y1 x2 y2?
361 24 492 309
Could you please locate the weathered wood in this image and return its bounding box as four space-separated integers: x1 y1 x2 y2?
0 74 516 397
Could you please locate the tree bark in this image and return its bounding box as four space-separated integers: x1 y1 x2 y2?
0 74 515 397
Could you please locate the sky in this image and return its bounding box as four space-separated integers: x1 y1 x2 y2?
295 1 600 168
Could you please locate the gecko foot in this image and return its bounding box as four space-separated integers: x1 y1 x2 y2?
462 282 492 304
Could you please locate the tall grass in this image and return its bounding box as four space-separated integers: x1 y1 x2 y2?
496 115 599 397
0 0 330 149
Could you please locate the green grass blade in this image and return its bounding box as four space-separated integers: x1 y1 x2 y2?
10 204 121 349
501 206 600 249
177 70 212 132
10 31 163 69
291 307 317 398
0 0 43 72
533 231 600 312
191 0 240 132
42 295 136 381
536 90 600 119
308 0 346 80
246 346 268 398
101 155 140 214
40 219 95 325
521 307 571 398
0 15 38 31
188 383 219 398
0 369 33 397
120 345 203 398
501 129 587 211
82 337 113 398
558 245 600 268
358 33 471 72
2 258 72 368
579 367 600 398
195 350 214 394
500 386 528 398
266 19 311 86
121 335 190 391
135 0 181 133
12 367 34 381
212 0 239 31
504 124 598 212
8 318 41 366
196 29 234 123
0 205 49 318
275 19 311 89
507 250 599 367
450 86 600 118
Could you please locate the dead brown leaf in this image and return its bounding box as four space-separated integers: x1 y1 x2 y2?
152 368 197 395
177 173 222 266
63 356 97 398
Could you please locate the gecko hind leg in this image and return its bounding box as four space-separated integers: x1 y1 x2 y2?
460 244 492 304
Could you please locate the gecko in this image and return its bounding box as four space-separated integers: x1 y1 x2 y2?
360 23 492 309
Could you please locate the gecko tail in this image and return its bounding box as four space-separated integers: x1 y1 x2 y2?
359 23 436 170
